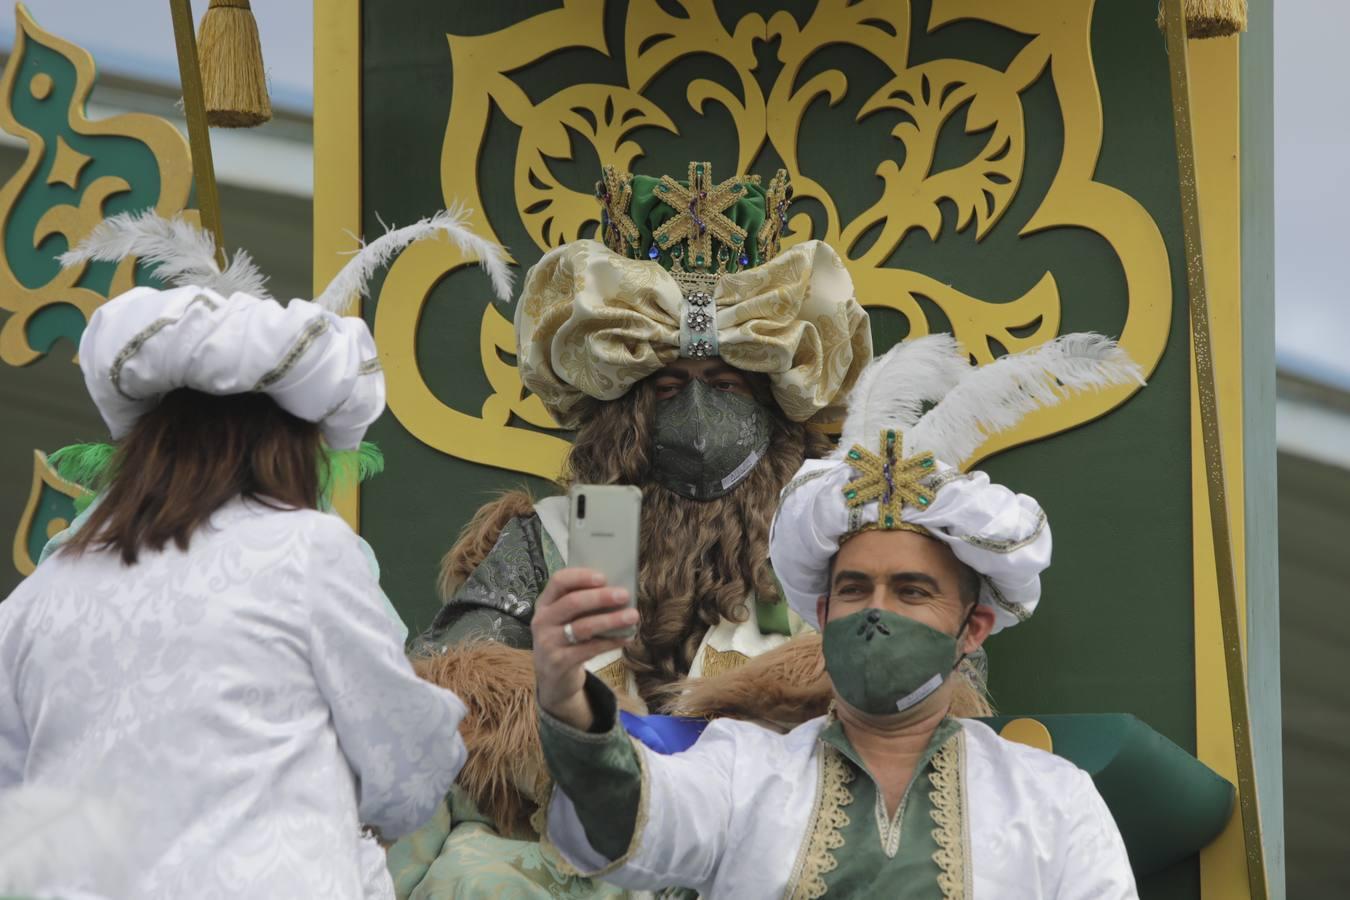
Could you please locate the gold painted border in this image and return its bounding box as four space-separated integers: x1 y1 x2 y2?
1189 34 1254 900
313 0 363 531
12 450 83 576
0 3 192 367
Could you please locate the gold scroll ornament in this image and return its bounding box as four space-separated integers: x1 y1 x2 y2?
12 450 83 576
377 0 1171 480
0 4 193 368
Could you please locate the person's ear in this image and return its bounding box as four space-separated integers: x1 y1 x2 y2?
815 594 829 630
963 604 997 656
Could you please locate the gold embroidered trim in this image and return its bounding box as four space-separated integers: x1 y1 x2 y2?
929 730 969 900
253 315 331 390
109 293 220 400
781 466 833 500
787 744 855 900
984 578 1032 623
699 644 750 678
842 430 938 530
958 509 1047 554
873 787 907 859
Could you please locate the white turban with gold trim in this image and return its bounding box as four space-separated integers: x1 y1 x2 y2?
769 333 1145 633
515 238 872 428
60 209 513 449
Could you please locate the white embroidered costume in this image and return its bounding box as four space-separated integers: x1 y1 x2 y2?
547 715 1137 899
0 209 512 900
539 333 1146 899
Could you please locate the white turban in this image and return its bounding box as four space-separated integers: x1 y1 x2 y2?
770 457 1050 632
61 208 514 451
768 331 1145 633
79 285 385 450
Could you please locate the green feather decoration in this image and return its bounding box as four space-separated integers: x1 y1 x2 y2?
48 442 117 491
47 440 386 510
322 442 386 504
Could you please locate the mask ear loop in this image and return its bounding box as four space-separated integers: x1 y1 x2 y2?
950 601 980 672
813 596 831 678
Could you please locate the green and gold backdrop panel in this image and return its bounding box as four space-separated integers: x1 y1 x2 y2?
0 4 193 591
358 1 1194 892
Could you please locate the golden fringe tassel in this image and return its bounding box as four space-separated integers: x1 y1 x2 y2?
197 0 271 128
1159 0 1248 38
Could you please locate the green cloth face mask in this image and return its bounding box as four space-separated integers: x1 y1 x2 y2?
651 379 772 501
822 607 969 716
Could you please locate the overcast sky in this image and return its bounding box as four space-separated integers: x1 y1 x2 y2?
0 1 313 112
1 1 1344 387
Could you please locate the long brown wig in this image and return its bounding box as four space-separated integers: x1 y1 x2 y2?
64 388 325 565
563 377 833 703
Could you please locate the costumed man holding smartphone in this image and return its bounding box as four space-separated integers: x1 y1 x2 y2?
391 163 898 897
530 334 1143 899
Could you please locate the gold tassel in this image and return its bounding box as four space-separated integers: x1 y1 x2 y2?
1158 0 1248 38
196 0 271 128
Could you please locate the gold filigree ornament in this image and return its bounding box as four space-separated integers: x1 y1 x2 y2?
12 449 85 576
376 0 1169 479
0 4 193 367
843 429 938 532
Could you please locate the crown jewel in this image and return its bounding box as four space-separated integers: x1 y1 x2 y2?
598 161 791 358
597 161 791 277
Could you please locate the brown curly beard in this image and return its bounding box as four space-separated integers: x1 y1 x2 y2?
563 378 833 704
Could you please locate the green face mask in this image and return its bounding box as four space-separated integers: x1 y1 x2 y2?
822 608 967 716
651 379 772 501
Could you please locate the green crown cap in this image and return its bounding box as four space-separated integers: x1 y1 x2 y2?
597 161 791 276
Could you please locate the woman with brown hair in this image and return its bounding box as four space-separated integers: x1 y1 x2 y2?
0 210 512 900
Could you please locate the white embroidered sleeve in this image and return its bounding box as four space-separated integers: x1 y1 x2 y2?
305 516 468 839
1056 770 1140 899
0 601 26 787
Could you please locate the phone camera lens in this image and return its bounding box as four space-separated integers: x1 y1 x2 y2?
577 494 586 519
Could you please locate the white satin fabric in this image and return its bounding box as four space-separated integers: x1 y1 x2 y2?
0 500 466 900
770 459 1052 632
547 717 1137 899
80 285 385 450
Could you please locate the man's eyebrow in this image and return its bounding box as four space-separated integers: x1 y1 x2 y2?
888 572 942 591
832 569 873 586
654 368 692 379
704 364 743 379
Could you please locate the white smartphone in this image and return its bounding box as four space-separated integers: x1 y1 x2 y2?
567 484 641 640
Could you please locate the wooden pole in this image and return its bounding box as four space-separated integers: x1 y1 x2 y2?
168 0 227 265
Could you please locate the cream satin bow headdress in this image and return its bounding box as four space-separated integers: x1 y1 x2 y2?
515 162 873 427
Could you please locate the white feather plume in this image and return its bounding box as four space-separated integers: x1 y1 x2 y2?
834 333 969 458
58 210 270 299
313 207 514 313
0 785 136 898
906 332 1145 466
